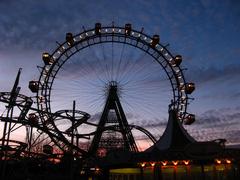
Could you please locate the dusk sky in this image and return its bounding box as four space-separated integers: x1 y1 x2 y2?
0 0 240 147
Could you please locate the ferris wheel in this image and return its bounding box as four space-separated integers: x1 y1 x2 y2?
29 23 195 156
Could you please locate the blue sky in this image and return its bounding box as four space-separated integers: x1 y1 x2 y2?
0 0 240 146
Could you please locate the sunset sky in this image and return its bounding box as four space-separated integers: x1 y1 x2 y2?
0 0 240 147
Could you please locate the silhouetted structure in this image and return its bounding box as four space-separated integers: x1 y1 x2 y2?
89 81 138 156
0 23 239 180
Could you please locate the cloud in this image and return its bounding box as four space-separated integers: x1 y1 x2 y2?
185 107 240 145
0 0 160 51
186 64 240 84
184 63 240 105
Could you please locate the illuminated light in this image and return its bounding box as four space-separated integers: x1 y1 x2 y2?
59 46 65 51
42 52 49 58
184 114 195 125
43 68 49 75
85 32 89 36
110 168 141 174
66 32 74 46
183 160 190 165
58 46 65 53
151 35 160 48
150 162 156 167
95 23 101 35
144 37 147 40
125 23 132 35
42 52 53 65
79 35 82 39
172 161 178 166
181 97 187 103
96 167 100 171
174 55 182 66
141 162 146 167
43 115 49 121
161 161 168 166
118 29 121 32
185 83 195 94
164 53 168 56
216 159 221 164
226 159 231 164
160 48 164 51
29 81 39 93
40 80 45 85
176 69 180 73
42 70 49 77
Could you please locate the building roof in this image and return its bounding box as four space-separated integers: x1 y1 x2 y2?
146 109 196 152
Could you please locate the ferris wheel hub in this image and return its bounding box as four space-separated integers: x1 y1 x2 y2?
109 81 118 88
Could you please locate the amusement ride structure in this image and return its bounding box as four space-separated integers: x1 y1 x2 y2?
0 23 197 178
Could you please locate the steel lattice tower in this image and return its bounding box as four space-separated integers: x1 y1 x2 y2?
88 81 138 156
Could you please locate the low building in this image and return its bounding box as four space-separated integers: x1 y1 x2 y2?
94 109 240 180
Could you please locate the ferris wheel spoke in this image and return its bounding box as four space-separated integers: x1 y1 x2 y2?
88 45 109 81
121 52 148 83
111 41 114 81
119 56 149 84
100 43 112 81
117 50 135 82
115 43 126 81
122 95 165 116
86 94 105 107
82 58 106 84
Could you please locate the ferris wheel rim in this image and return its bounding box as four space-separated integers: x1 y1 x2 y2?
36 24 189 123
